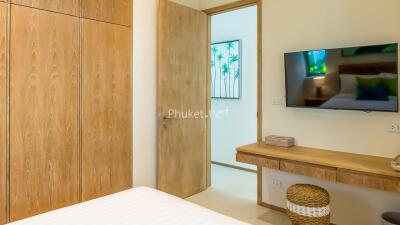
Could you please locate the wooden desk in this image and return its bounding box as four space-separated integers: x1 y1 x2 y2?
236 143 400 193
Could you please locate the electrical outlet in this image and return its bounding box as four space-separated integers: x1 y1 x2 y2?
271 179 282 188
272 98 282 106
388 124 400 133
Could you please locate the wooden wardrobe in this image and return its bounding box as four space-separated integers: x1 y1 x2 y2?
0 0 132 223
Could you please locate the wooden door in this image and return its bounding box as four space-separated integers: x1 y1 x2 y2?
81 19 132 201
10 6 79 221
0 3 6 224
11 0 79 16
81 0 132 26
157 0 209 198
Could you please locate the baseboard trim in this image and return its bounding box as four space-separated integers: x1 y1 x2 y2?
211 161 257 173
259 201 336 225
259 201 286 213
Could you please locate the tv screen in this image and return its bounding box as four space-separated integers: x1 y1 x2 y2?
284 43 398 112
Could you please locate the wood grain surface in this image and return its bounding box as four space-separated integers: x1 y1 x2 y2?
11 0 79 16
157 0 208 198
81 0 132 26
337 169 400 193
280 160 337 182
10 6 79 221
237 143 400 178
256 0 262 142
81 19 132 201
0 3 6 224
237 143 400 194
237 152 279 170
203 0 257 15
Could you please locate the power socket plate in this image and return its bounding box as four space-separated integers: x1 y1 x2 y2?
271 179 282 188
389 124 400 133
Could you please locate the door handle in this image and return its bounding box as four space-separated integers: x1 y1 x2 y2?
163 115 173 120
160 114 174 127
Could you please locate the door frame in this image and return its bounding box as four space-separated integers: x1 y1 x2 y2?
203 0 263 202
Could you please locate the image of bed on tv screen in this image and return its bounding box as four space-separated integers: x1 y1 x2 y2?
284 43 399 112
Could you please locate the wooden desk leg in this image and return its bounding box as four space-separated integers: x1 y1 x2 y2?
257 166 262 205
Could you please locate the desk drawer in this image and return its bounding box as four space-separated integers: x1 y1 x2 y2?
236 153 279 169
337 169 400 193
280 160 336 181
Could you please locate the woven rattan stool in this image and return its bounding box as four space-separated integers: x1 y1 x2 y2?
286 184 330 225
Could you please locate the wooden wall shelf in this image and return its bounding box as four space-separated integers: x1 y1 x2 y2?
237 143 400 193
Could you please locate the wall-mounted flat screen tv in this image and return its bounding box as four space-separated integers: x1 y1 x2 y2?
284 43 398 112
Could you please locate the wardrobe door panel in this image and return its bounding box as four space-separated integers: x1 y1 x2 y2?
11 0 79 16
81 0 132 26
82 19 132 201
10 6 79 221
0 3 6 225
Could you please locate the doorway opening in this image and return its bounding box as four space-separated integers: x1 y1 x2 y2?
208 4 259 202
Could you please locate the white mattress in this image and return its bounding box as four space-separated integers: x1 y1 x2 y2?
321 94 398 111
8 187 249 225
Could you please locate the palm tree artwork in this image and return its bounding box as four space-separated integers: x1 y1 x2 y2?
222 63 229 97
211 46 218 97
210 40 241 99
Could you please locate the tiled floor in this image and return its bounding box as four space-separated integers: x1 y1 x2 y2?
187 164 291 225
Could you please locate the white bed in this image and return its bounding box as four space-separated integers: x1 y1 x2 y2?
8 187 249 225
321 71 399 111
321 94 398 111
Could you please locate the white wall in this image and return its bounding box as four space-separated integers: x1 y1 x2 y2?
262 1 400 224
263 0 400 158
133 0 158 188
132 0 201 188
201 0 400 225
211 6 257 170
134 0 400 222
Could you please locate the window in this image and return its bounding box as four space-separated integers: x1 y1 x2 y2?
306 50 327 77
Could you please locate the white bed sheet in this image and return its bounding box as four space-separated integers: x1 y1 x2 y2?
321 94 398 111
8 187 249 225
